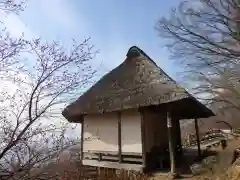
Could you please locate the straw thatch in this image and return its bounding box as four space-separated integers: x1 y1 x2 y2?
62 46 214 122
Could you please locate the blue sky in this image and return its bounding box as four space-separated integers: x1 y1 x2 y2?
2 0 182 80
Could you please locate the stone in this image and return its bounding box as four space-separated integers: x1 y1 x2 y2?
190 163 207 175
190 156 218 176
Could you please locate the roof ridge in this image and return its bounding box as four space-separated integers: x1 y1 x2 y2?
127 46 177 84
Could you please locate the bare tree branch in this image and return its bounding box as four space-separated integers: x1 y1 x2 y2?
0 2 98 178
0 0 26 14
156 0 240 112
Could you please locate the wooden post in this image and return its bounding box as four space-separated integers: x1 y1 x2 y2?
167 111 176 176
194 118 201 159
140 110 146 170
176 119 182 155
81 119 84 161
118 112 122 163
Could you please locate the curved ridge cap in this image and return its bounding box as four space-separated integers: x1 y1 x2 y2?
127 46 141 55
126 46 141 58
126 46 157 65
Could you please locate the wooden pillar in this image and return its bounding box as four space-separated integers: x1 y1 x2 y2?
140 110 146 169
167 111 176 176
117 112 122 163
194 118 201 159
175 119 182 155
80 119 84 161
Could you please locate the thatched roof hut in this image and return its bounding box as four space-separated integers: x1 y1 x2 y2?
62 46 214 122
62 46 215 174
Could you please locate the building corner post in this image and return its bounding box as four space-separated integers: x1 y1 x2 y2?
80 119 84 162
118 112 122 163
139 108 146 171
194 118 201 159
167 110 177 178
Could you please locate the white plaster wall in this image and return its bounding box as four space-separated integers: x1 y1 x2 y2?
121 110 142 153
83 110 142 154
83 113 118 152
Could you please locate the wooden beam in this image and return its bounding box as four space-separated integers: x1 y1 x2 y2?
117 112 122 163
83 150 142 156
140 109 146 169
82 159 144 172
194 118 201 159
83 152 143 163
80 119 84 161
167 111 176 176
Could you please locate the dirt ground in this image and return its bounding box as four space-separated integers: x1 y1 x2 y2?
150 138 240 180
45 137 240 180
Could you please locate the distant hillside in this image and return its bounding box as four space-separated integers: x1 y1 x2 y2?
180 107 240 139
58 144 81 162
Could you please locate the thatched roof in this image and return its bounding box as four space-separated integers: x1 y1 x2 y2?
62 46 214 122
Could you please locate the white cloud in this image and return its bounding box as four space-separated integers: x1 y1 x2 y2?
0 10 36 39
37 0 78 31
23 0 90 38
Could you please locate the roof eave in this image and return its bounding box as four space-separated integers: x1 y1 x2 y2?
62 107 84 123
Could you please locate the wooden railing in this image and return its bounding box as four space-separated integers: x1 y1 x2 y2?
183 129 228 147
